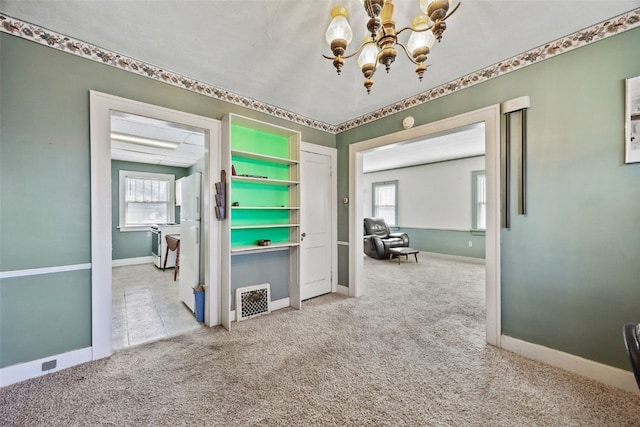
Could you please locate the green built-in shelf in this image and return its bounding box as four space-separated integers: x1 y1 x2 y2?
232 206 299 210
231 242 300 254
231 176 298 186
232 209 291 227
232 156 291 181
231 181 291 207
231 224 299 230
231 226 293 247
231 149 297 165
223 114 301 323
231 124 292 159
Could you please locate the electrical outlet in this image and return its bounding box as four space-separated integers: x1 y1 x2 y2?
468 241 473 247
42 359 57 371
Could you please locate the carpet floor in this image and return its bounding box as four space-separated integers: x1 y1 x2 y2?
1 253 639 426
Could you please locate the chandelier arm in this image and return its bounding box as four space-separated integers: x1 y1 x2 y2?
395 1 462 37
396 24 434 37
322 40 377 62
395 42 422 66
442 2 462 22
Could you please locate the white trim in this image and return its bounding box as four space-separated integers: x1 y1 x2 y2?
118 169 176 229
90 91 222 363
301 142 339 295
270 297 290 312
111 257 154 267
337 241 349 246
337 285 349 295
0 263 91 279
501 335 639 395
0 347 92 387
349 105 502 345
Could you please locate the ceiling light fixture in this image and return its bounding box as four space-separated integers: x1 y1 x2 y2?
110 132 180 149
323 0 460 94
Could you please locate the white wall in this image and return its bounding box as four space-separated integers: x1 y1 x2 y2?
363 156 485 230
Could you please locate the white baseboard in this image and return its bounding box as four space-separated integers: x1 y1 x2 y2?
270 297 290 312
112 256 154 267
0 347 92 387
501 335 638 395
337 285 349 295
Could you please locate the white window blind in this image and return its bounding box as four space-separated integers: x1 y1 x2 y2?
477 174 486 230
373 181 397 226
472 171 486 230
119 170 175 230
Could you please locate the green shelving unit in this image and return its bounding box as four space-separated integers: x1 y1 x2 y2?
221 114 301 329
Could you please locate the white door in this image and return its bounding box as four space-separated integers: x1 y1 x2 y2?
179 220 200 312
300 150 333 300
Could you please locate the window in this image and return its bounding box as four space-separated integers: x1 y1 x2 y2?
372 180 398 226
471 170 486 230
119 170 175 231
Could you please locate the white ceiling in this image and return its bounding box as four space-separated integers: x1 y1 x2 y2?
362 123 485 173
2 1 639 127
110 112 205 167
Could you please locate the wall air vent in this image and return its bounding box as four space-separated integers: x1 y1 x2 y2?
236 283 271 322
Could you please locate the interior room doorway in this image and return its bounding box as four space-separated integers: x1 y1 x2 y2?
349 105 502 346
110 111 206 350
90 91 221 361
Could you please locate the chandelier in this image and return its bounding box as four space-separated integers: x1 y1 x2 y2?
323 0 460 93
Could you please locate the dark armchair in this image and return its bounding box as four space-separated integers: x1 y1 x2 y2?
623 322 640 391
363 217 410 260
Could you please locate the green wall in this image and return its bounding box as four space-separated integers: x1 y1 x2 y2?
2 23 640 375
396 228 485 259
0 270 91 367
111 160 190 260
0 33 334 369
337 28 640 369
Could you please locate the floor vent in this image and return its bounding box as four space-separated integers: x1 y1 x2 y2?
236 283 271 322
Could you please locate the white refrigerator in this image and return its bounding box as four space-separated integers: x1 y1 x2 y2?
179 172 201 312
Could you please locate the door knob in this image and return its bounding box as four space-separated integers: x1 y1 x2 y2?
301 232 306 241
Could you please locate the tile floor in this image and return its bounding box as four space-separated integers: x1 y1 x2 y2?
112 263 201 350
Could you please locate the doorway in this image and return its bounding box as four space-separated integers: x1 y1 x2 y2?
90 91 221 360
110 111 206 349
349 105 502 346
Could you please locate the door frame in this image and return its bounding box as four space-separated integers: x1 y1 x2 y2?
348 105 502 346
301 142 338 296
89 91 221 360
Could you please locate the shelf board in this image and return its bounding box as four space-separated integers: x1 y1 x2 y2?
231 242 300 254
231 224 299 230
232 206 299 210
231 175 298 186
231 149 298 165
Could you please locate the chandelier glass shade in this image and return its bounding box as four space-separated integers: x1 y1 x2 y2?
323 0 460 93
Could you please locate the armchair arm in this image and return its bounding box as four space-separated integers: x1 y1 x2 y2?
388 232 410 247
364 235 386 259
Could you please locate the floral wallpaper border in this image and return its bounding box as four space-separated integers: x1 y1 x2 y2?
1 9 639 134
338 8 640 132
0 13 338 133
